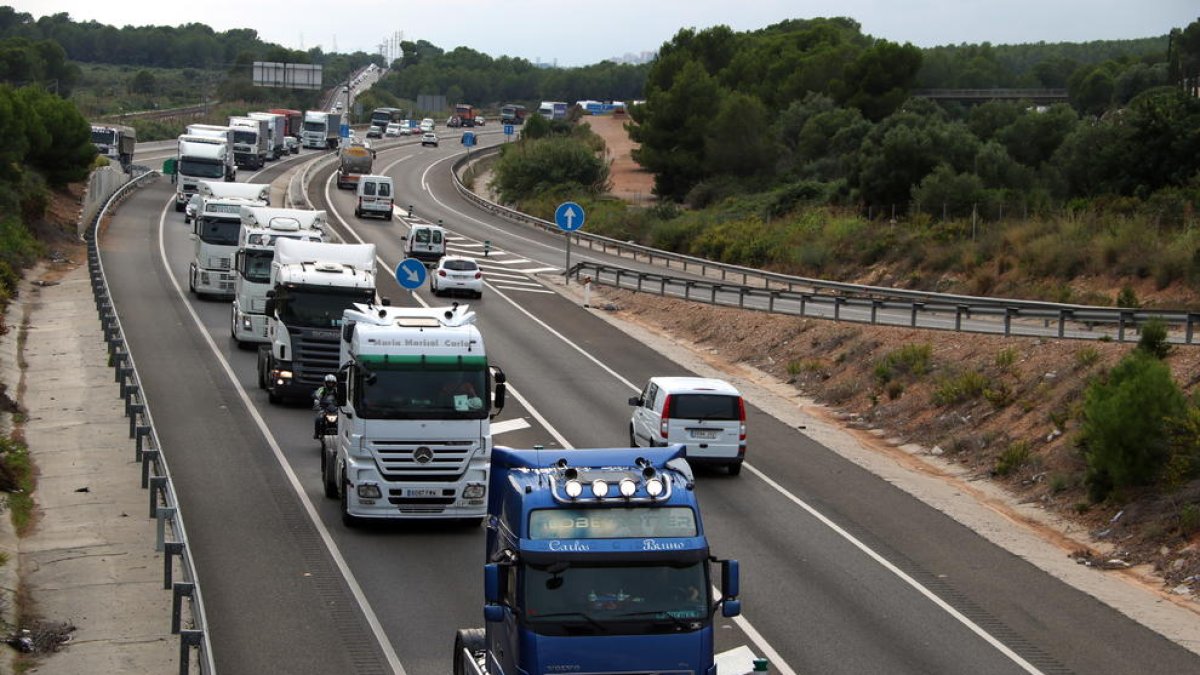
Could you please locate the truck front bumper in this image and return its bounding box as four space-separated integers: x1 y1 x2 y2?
231 304 269 343
191 264 235 297
342 456 488 520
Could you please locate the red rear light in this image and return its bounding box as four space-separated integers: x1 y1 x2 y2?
438 270 447 277
474 272 482 279
659 395 672 438
738 397 747 441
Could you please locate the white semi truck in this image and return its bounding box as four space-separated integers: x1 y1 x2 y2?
323 303 507 526
258 240 377 403
174 135 236 212
229 116 268 169
302 110 342 150
230 206 328 346
90 124 136 171
185 181 271 224
248 112 287 160
189 195 266 298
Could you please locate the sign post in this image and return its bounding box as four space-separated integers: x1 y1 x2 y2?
554 201 586 284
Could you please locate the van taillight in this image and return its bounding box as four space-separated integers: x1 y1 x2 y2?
659 395 672 438
738 397 747 441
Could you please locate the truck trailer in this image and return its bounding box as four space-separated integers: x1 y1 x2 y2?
336 140 375 190
249 112 287 160
324 303 507 526
228 116 269 169
258 239 376 403
453 445 749 675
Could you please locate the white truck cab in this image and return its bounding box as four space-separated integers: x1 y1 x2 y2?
188 195 265 298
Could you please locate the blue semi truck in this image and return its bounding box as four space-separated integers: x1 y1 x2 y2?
454 445 750 674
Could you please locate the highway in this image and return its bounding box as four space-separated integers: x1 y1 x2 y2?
99 128 1200 674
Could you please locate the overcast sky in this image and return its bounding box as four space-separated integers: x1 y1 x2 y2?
8 1 1198 67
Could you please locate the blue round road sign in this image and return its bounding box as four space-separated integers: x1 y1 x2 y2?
555 201 586 232
395 258 427 290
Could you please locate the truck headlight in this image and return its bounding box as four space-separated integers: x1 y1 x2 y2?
462 484 485 499
357 483 382 499
276 370 293 380
241 316 253 330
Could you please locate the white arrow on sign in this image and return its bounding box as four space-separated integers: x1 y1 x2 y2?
563 207 577 228
403 266 422 284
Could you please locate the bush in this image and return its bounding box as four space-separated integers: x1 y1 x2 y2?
1137 319 1171 359
1078 351 1186 501
933 370 989 405
873 343 932 384
995 441 1032 476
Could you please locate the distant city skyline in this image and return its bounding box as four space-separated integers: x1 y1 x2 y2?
5 1 1197 67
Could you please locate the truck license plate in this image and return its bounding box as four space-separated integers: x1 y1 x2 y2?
405 488 439 497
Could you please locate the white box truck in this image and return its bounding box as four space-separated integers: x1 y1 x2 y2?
229 116 268 169
302 110 342 150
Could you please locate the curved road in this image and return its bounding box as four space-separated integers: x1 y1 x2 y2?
99 130 1200 674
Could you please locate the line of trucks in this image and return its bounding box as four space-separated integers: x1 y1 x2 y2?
173 109 341 213
178 172 763 672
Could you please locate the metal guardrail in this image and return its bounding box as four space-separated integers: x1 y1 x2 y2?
450 149 1200 344
568 262 1200 344
84 169 216 675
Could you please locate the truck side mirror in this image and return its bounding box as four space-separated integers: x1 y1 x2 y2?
492 383 506 416
721 559 740 599
628 396 642 406
335 376 347 407
721 599 742 618
263 299 275 316
484 563 501 604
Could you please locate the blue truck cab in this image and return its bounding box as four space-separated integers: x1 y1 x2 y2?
454 445 742 675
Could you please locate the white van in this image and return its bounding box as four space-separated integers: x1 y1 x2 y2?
354 175 394 220
628 376 747 475
403 223 446 264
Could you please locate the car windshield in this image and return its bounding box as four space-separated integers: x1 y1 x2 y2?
523 562 709 636
354 361 488 420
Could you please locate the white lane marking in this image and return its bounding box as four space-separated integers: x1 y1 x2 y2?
492 286 555 295
490 418 532 436
487 258 534 266
154 197 408 675
482 275 542 285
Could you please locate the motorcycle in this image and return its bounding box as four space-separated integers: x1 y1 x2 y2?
314 394 338 441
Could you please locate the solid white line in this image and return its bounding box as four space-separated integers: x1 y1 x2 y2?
492 286 555 295
483 275 541 285
490 418 532 435
154 197 409 675
488 258 534 266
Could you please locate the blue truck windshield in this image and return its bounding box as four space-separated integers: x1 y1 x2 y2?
354 360 488 420
524 562 709 635
529 507 697 539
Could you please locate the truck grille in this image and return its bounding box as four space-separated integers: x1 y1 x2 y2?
368 439 476 481
288 328 340 388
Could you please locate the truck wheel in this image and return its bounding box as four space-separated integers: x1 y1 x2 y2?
385 210 393 222
322 446 338 499
340 470 360 527
267 386 281 404
453 628 486 675
174 201 185 213
728 461 743 477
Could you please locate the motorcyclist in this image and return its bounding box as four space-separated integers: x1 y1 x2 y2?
313 374 338 439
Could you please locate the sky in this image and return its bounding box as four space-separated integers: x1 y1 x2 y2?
7 0 1198 67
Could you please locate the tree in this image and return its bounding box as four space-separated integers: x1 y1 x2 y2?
16 86 94 185
1079 351 1186 501
703 91 775 177
995 103 1078 168
629 60 722 201
129 69 156 95
912 164 986 218
492 136 608 203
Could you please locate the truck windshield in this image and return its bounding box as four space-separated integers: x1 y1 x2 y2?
355 362 488 420
239 250 273 282
197 217 241 246
275 287 373 328
303 121 325 132
178 158 224 179
523 562 709 635
91 129 116 144
233 129 257 143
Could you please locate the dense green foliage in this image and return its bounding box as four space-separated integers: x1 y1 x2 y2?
1079 350 1187 501
490 122 609 204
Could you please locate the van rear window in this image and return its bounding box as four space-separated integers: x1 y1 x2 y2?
363 182 376 196
378 182 390 197
670 394 740 421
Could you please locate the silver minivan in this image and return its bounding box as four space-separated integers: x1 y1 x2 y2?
628 376 747 475
354 175 394 220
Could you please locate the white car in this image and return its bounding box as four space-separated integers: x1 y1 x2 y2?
430 255 483 298
475 115 485 126
628 376 747 475
421 132 439 147
385 123 402 137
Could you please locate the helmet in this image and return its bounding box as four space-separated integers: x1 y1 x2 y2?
324 374 336 385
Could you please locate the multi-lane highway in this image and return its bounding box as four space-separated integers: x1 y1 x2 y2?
101 129 1200 674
